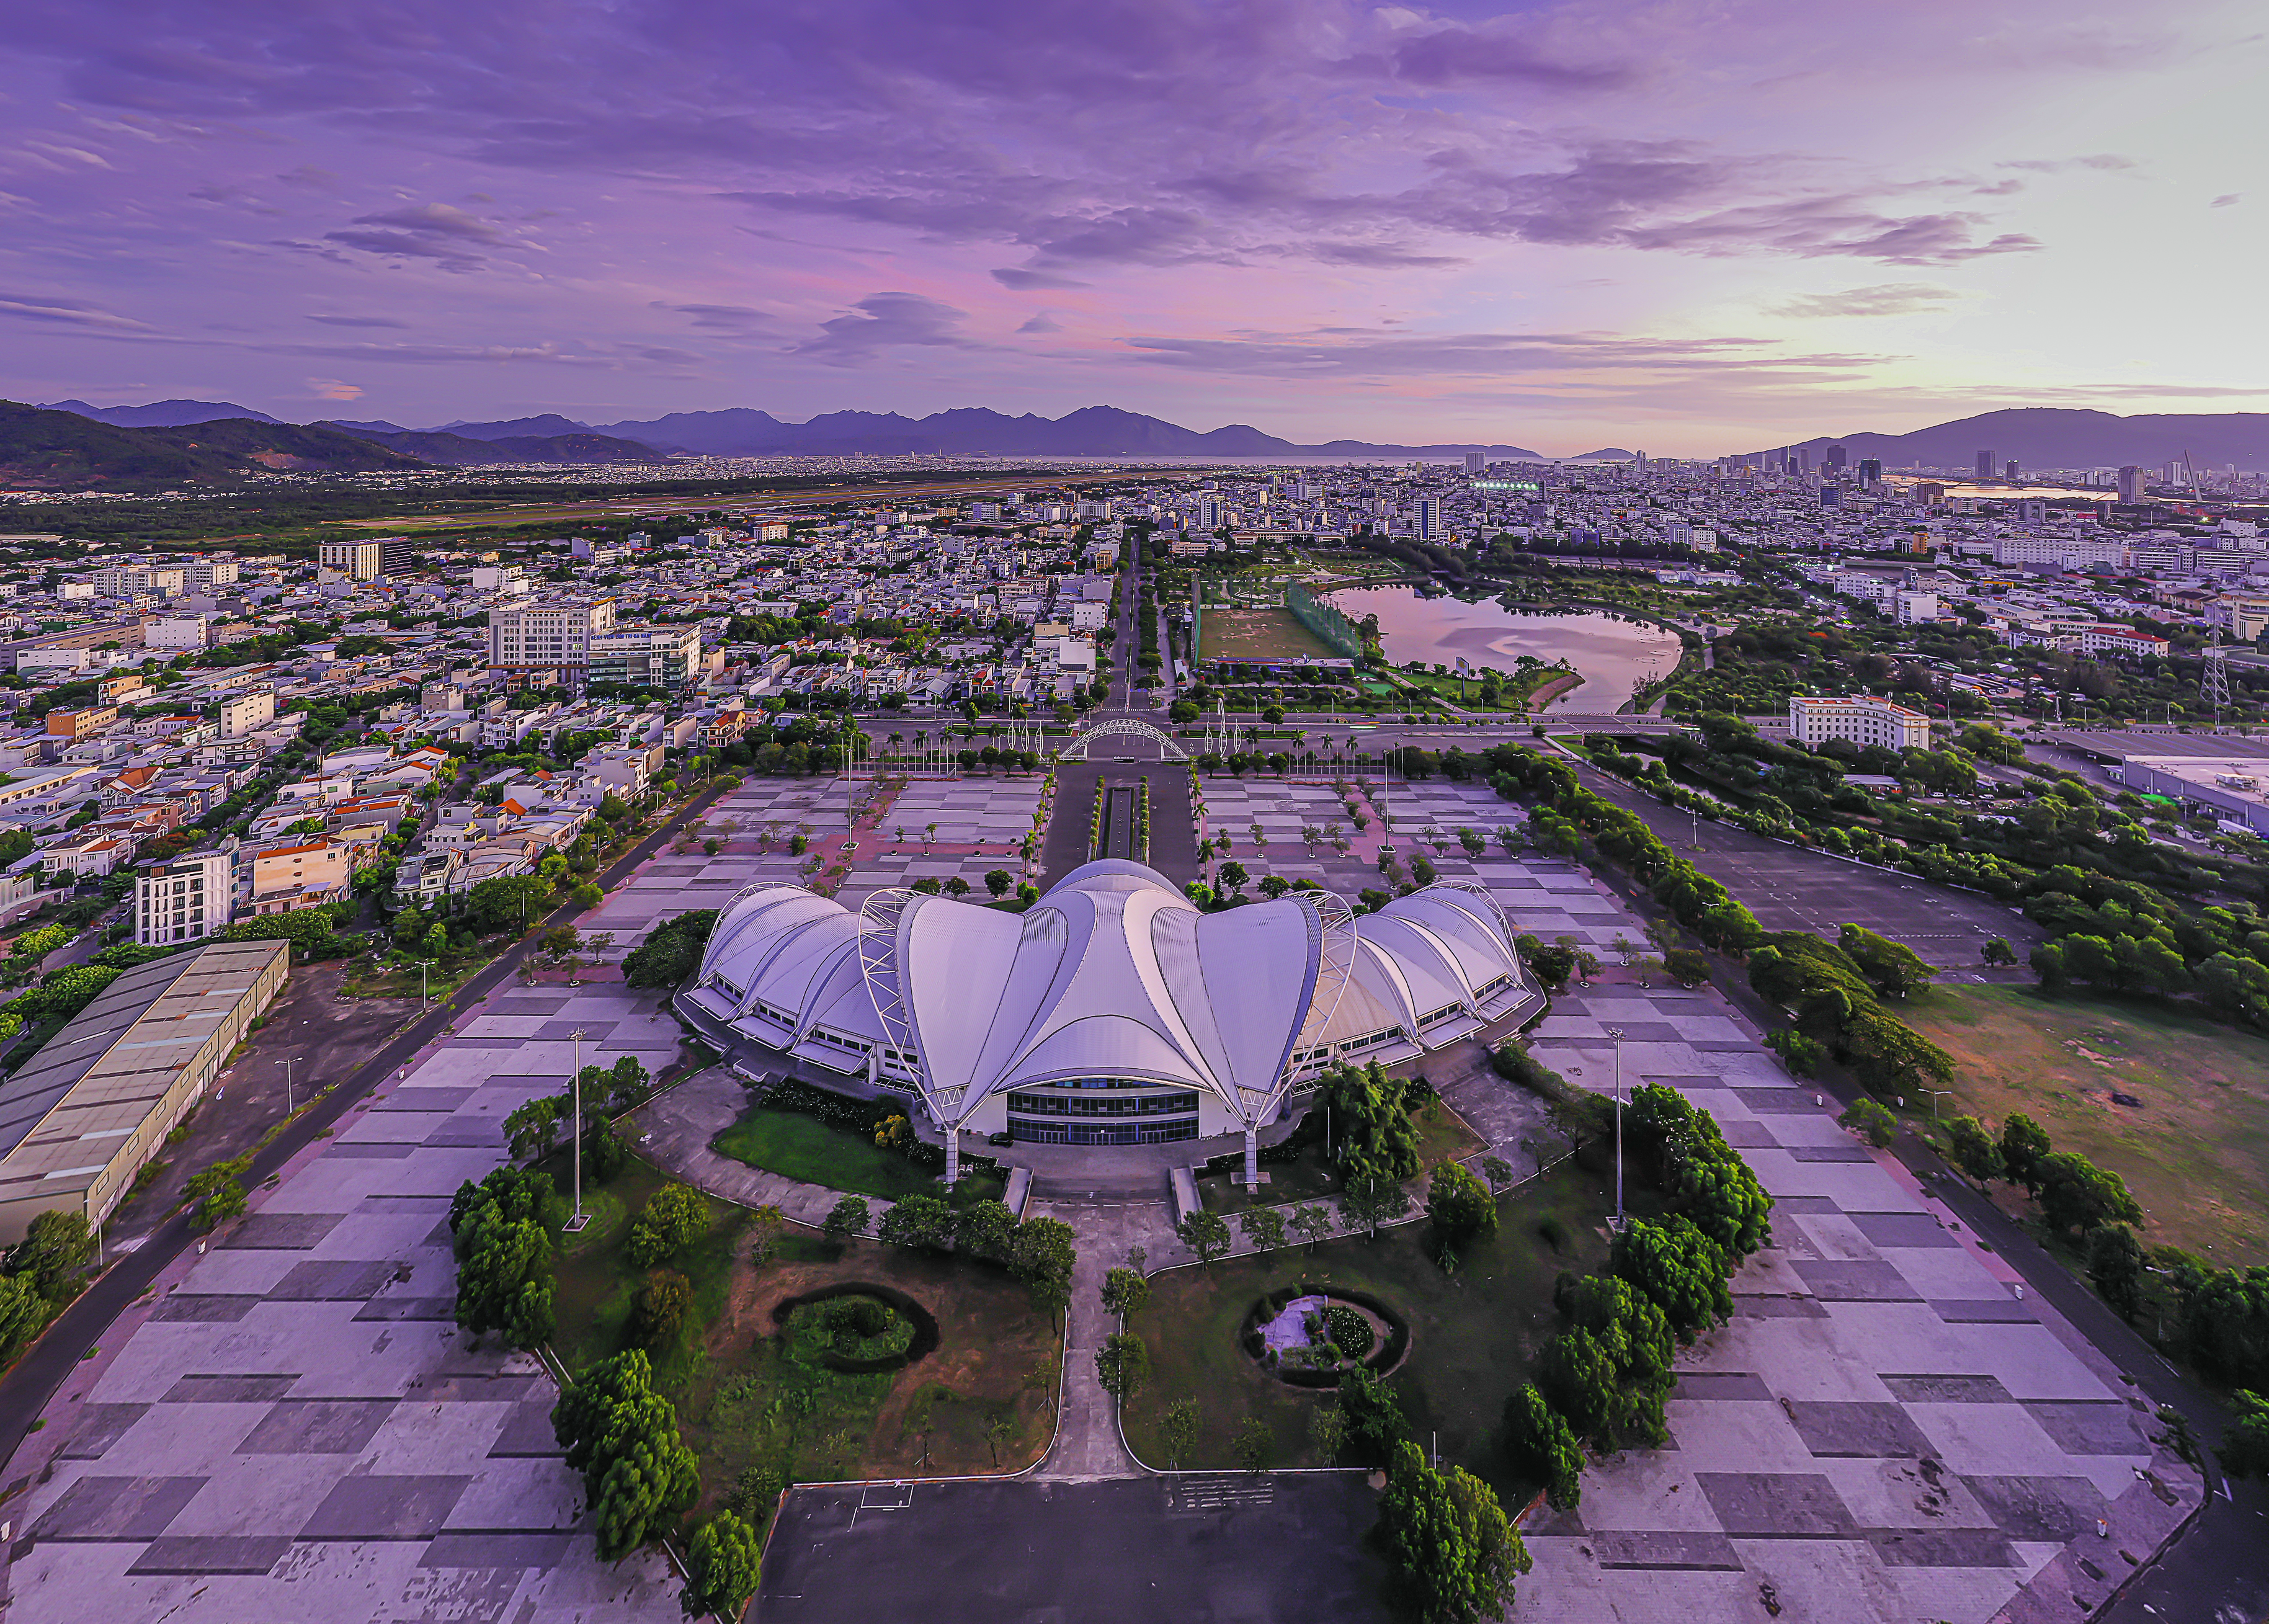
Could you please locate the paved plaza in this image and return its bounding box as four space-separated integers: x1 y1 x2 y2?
0 767 2211 1622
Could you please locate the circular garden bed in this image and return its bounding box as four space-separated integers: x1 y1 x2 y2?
771 1283 942 1373
1239 1282 1409 1388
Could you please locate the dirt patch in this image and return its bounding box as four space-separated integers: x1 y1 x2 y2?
1905 984 2269 1264
103 960 419 1239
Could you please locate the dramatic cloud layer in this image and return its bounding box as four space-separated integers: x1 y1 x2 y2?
0 0 2260 449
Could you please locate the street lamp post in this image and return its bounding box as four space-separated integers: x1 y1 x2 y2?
283 1056 294 1116
1922 1087 1955 1122
1607 1025 1626 1228
565 1027 591 1231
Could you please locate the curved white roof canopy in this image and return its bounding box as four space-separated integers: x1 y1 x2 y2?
691 862 1528 1133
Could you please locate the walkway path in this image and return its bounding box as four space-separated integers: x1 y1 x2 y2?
630 1068 893 1231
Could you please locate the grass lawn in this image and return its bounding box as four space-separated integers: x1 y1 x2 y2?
711 1105 1005 1203
1902 984 2269 1264
546 1152 1058 1503
1198 605 1335 664
1122 1156 1625 1497
1196 1100 1491 1215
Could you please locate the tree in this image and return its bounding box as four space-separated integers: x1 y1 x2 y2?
1100 1266 1149 1319
1337 1363 1407 1454
821 1195 870 1243
1233 1414 1273 1474
1178 1209 1232 1267
746 1205 785 1269
1478 1156 1513 1192
632 1269 693 1354
1096 1332 1151 1401
6 1210 94 1301
1319 1060 1420 1187
1218 860 1249 896
1237 1207 1287 1256
680 1510 762 1620
1378 1439 1530 1624
1161 1398 1201 1469
453 1194 555 1350
551 1350 700 1563
1502 1383 1584 1511
0 1272 50 1365
1611 1217 1732 1339
504 1092 571 1161
952 1198 1017 1262
1837 923 1936 999
1339 1174 1413 1240
1943 1115 2004 1184
1999 1113 2053 1195
622 909 718 989
2035 1152 2144 1235
1425 1162 1497 1256
184 1162 247 1231
878 1194 956 1252
1308 1396 1348 1463
1662 947 1710 986
2086 1225 2147 1322
573 881 605 909
1839 1097 1897 1148
463 874 552 935
984 869 1013 899
1290 1204 1335 1251
2219 1390 2269 1481
1007 1216 1078 1326
1981 937 2017 966
625 1184 710 1269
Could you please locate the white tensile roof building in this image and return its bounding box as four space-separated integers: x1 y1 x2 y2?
681 859 1535 1182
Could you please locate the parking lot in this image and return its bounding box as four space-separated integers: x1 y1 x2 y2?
759 1475 1389 1624
1572 765 2042 966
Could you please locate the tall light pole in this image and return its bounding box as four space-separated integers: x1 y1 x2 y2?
283 1056 294 1116
1607 1025 1626 1228
566 1027 590 1231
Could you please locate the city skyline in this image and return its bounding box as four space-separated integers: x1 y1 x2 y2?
3 0 2264 453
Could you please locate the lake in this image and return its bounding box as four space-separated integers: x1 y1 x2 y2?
1322 585 1681 713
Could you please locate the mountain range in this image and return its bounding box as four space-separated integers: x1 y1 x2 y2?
19 399 2269 484
1737 408 2269 473
0 401 426 489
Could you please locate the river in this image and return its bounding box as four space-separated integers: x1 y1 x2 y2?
1322 585 1682 713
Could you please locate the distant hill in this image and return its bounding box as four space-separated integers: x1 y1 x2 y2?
0 402 429 489
435 413 612 442
323 422 665 465
588 403 1546 460
40 398 284 428
1736 408 2269 472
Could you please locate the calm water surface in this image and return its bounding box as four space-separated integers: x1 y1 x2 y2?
1324 585 1680 712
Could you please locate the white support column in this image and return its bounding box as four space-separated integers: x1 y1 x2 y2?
944 1126 961 1187
1243 1127 1260 1189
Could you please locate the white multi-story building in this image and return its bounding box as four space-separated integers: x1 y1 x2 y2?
135 851 233 947
220 689 277 738
1789 694 1932 752
1892 590 1940 625
487 597 617 683
143 615 210 650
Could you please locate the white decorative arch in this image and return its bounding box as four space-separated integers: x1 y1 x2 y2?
1056 717 1190 762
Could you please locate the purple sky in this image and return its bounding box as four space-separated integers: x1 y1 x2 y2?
2 0 2262 454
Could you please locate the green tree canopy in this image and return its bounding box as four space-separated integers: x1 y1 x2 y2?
1502 1383 1584 1511
1378 1438 1531 1624
680 1510 762 1620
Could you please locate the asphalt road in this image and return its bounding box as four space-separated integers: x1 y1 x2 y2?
0 776 734 1485
759 1474 1391 1624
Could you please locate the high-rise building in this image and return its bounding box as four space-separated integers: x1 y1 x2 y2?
488 597 617 685
1415 499 1443 539
1824 444 1847 470
1858 459 1883 488
2004 460 2020 481
319 538 416 579
135 850 234 947
2118 465 2144 503
1463 452 1486 474
1976 450 1995 480
1198 499 1226 531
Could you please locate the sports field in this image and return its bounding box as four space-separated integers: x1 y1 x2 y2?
1902 984 2269 1263
1197 605 1335 664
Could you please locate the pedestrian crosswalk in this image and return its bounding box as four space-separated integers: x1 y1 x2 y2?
1169 1473 1277 1510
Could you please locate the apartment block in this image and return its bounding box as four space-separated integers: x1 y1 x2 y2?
135 850 234 947
1788 694 1932 752
487 597 617 684
220 689 278 738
